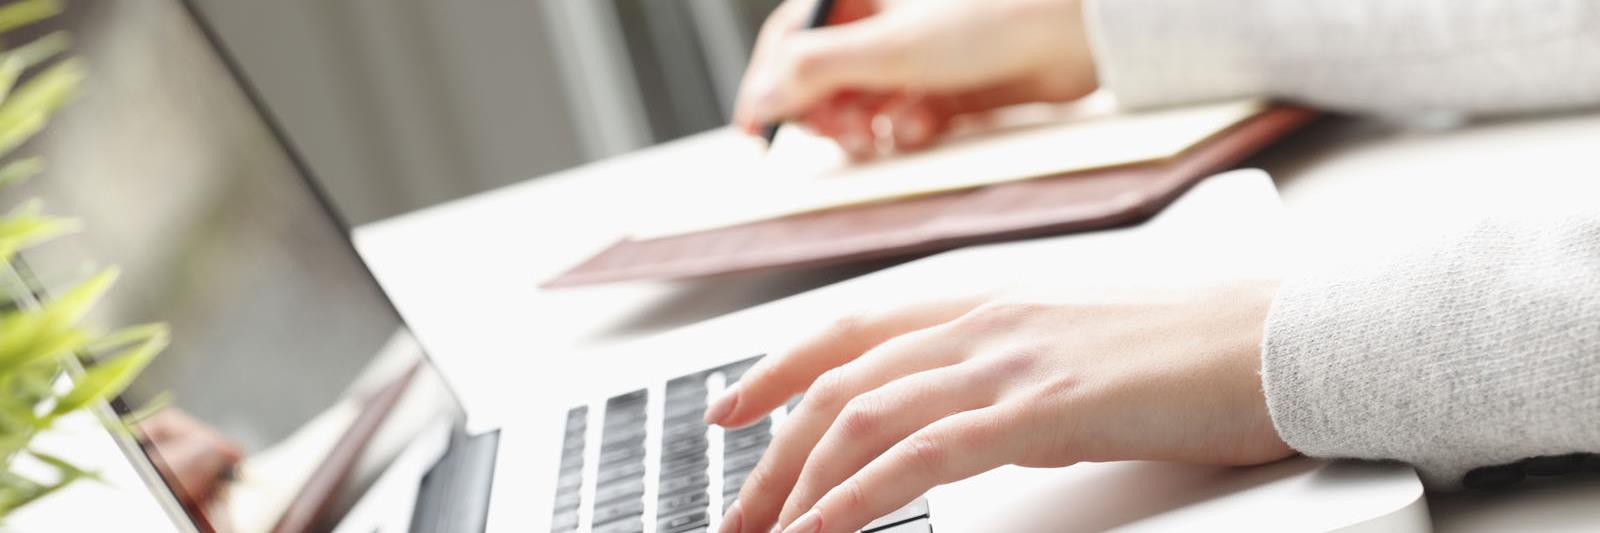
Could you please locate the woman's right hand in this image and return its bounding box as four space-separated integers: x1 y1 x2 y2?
734 0 1100 158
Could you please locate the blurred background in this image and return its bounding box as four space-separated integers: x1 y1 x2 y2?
191 0 782 225
0 1 786 527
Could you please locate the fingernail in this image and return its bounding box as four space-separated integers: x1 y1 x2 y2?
841 129 872 157
897 112 930 146
719 500 742 533
782 510 821 533
745 76 781 121
705 384 740 426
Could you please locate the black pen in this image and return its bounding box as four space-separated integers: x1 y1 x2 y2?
761 0 838 146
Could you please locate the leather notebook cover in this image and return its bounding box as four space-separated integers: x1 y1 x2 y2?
543 105 1317 288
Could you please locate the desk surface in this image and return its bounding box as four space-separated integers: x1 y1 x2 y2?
349 111 1600 532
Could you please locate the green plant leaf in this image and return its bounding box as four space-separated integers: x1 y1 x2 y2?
0 269 114 371
0 0 61 34
0 200 80 262
0 57 84 160
48 327 167 418
117 390 173 427
37 268 117 331
27 450 99 484
0 156 43 188
0 32 70 103
84 323 167 355
0 470 47 514
0 449 98 511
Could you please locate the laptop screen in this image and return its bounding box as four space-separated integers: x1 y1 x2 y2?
10 1 458 530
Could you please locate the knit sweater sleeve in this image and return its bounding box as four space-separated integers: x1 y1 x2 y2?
1259 211 1600 488
1082 0 1600 116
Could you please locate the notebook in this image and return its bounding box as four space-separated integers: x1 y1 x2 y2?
543 103 1317 288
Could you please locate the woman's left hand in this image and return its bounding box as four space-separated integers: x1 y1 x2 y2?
704 282 1296 533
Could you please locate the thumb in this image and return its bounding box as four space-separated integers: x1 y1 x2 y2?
735 19 919 129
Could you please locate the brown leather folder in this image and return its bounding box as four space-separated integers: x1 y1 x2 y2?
543 105 1318 288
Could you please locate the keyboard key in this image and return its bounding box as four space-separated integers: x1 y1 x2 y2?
659 509 709 532
722 471 750 493
592 497 645 526
664 421 707 440
550 509 578 531
600 424 648 446
658 489 710 516
608 389 648 406
592 517 644 533
667 372 708 391
723 447 764 473
597 461 647 485
594 478 645 505
559 453 584 472
599 446 646 467
552 406 588 533
663 435 709 456
664 408 708 427
556 469 583 490
718 355 763 382
659 472 710 496
661 456 710 479
552 490 580 510
724 432 771 455
665 400 708 420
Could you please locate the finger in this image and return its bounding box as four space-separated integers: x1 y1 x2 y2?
879 96 944 151
782 407 1018 533
800 91 897 158
736 0 821 133
735 17 919 129
834 98 877 159
708 292 989 428
932 81 1056 117
776 361 1002 527
729 322 977 533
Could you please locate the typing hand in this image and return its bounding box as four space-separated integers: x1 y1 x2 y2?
705 283 1295 533
734 0 1099 159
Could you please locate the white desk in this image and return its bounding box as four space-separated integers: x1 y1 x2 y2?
348 111 1600 531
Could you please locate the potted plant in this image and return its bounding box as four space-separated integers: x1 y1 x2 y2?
0 0 166 516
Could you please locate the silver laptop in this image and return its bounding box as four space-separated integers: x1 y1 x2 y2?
42 1 1429 531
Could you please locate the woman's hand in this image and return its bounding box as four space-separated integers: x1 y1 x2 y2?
705 282 1295 533
735 0 1099 158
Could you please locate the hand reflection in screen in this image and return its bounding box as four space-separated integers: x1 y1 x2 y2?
142 408 244 507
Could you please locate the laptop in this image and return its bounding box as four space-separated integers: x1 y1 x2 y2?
35 1 1429 531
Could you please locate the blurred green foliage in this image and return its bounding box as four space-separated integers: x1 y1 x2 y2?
0 0 167 516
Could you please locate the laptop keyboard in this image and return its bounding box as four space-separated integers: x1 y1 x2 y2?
551 355 932 533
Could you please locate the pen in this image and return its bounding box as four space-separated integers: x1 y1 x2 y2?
761 0 838 146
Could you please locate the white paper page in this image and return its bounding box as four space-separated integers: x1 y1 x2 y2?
633 97 1265 239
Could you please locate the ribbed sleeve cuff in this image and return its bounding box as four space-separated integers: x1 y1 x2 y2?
1259 216 1600 490
1083 0 1268 110
1258 266 1476 489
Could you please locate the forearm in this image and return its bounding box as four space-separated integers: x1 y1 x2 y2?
1260 211 1600 488
1084 0 1600 116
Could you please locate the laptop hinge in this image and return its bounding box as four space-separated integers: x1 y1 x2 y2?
410 429 500 533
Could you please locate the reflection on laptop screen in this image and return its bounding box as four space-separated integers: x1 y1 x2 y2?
11 1 456 531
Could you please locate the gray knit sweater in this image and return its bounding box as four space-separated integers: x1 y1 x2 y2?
1085 0 1600 488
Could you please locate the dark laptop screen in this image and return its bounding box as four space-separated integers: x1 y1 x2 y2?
8 1 452 530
